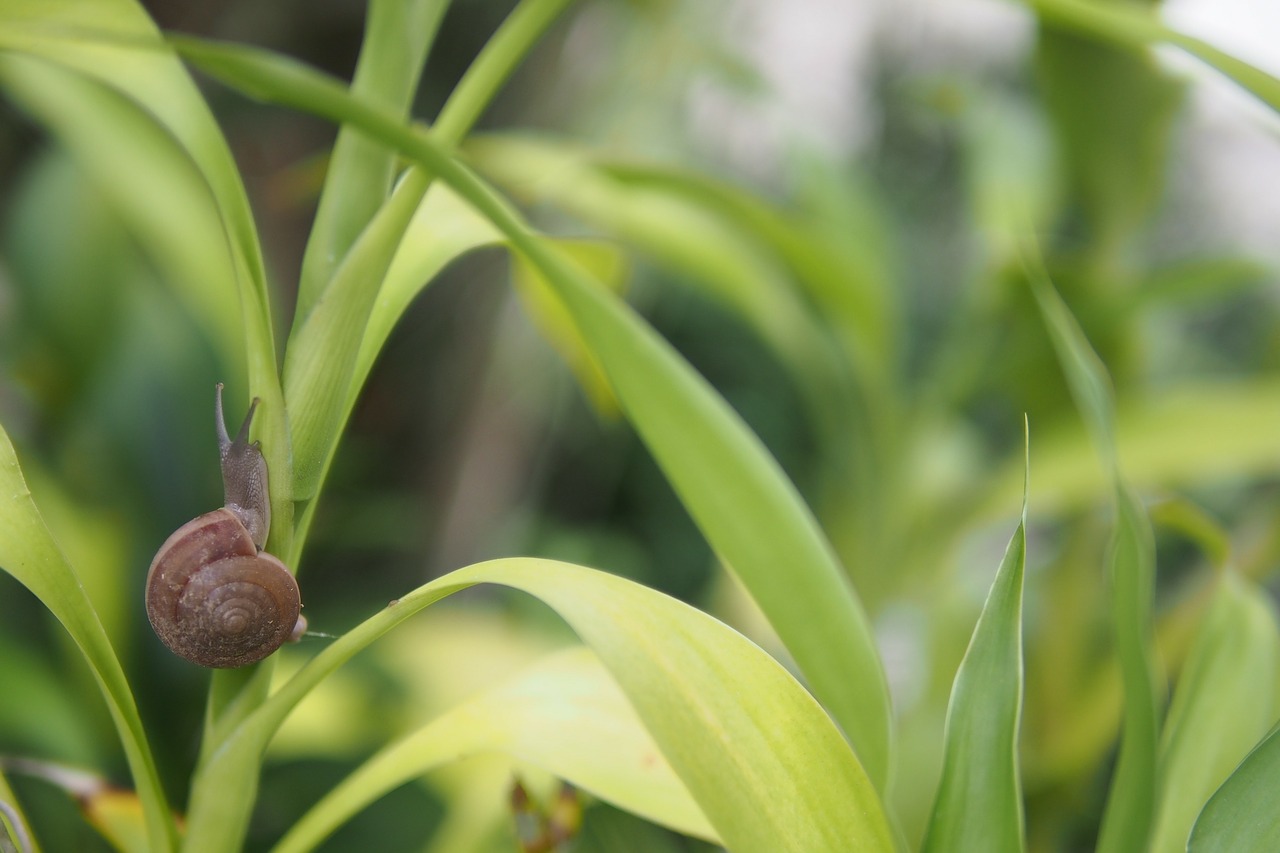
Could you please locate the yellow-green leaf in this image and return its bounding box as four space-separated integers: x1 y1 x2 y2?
1152 573 1280 852
923 437 1028 852
187 559 893 853
273 646 716 853
0 426 175 851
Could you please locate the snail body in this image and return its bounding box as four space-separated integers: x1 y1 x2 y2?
145 384 304 668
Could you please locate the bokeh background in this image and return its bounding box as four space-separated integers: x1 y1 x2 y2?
2 0 1280 850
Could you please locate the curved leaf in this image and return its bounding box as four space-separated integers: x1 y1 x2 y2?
0 0 288 557
295 0 448 321
171 37 894 789
1189 720 1280 852
1026 242 1162 853
272 646 716 853
187 559 892 853
0 426 176 851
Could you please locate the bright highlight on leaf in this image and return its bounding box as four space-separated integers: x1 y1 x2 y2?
187 558 894 853
273 646 716 853
168 33 895 792
0 426 176 852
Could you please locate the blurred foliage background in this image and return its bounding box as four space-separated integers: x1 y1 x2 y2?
2 0 1279 850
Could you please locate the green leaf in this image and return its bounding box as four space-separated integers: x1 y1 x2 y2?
284 168 433 500
273 646 717 853
0 770 39 853
1019 0 1280 115
172 37 895 789
188 559 893 853
512 239 628 415
466 136 842 400
1035 21 1183 253
1151 573 1280 853
359 182 506 389
980 379 1280 521
922 432 1028 852
1025 244 1163 853
0 426 176 852
173 0 578 505
295 0 448 321
0 0 289 557
1189 722 1280 852
288 182 505 554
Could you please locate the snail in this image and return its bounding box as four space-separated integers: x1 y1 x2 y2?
145 384 305 668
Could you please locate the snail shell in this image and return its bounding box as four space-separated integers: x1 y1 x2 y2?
144 384 304 668
145 508 301 668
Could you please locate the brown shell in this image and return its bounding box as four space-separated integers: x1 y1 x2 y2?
145 508 301 668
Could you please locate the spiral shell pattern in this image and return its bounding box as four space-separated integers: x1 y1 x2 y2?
145 508 301 668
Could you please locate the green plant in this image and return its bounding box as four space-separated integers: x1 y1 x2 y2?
1 0 1279 851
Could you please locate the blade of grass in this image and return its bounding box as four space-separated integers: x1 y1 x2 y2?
922 424 1028 852
1151 572 1280 852
295 0 448 321
272 646 717 853
1024 240 1163 853
170 37 895 787
186 559 893 853
0 426 176 852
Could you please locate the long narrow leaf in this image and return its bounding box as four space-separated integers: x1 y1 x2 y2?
186 559 893 853
1026 245 1162 853
171 37 895 786
922 431 1028 852
0 0 289 556
236 0 577 502
0 427 176 852
295 0 448 321
273 646 716 853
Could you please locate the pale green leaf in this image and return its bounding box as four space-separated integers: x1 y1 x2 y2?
284 168 432 500
361 182 506 388
187 559 893 853
1188 721 1280 852
466 136 841 397
922 436 1028 853
980 379 1280 521
1025 245 1162 853
295 0 448 320
289 181 504 551
1151 573 1280 853
0 426 176 852
172 38 894 789
273 646 716 853
512 239 627 415
0 0 289 555
1021 0 1280 115
172 0 577 506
